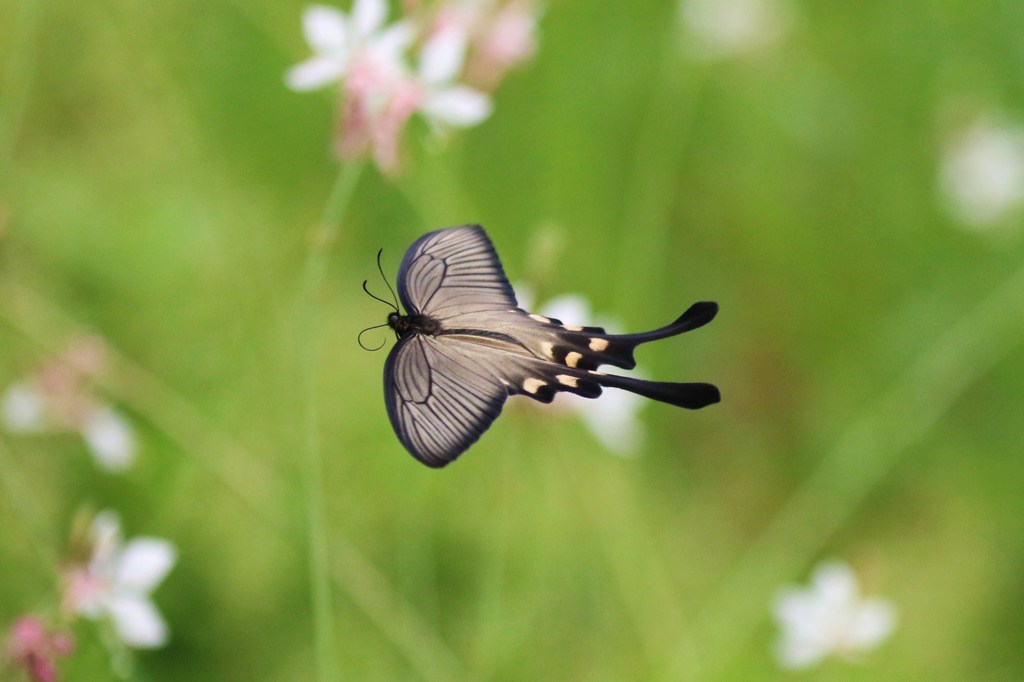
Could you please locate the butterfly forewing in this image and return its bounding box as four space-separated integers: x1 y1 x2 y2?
397 226 518 317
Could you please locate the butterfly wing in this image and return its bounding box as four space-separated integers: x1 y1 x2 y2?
385 224 720 467
385 324 720 467
397 225 517 317
384 333 509 467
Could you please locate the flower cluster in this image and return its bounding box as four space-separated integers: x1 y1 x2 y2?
286 0 540 173
1 336 137 472
772 560 896 670
63 511 178 650
4 510 176 681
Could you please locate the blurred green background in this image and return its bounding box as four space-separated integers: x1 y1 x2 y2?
2 0 1024 680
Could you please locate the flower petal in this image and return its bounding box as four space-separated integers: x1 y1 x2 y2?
941 120 1024 226
107 594 169 648
577 387 645 455
285 55 348 91
352 0 387 38
422 87 492 127
419 28 468 85
303 5 349 53
372 21 416 61
64 568 107 618
90 510 123 568
811 560 858 606
773 589 818 633
849 598 897 650
80 406 136 472
775 633 826 670
1 381 47 432
484 1 539 66
115 538 177 594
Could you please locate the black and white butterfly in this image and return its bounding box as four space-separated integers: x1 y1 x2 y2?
374 225 719 468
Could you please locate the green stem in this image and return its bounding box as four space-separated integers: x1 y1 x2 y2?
671 260 1024 680
298 162 364 682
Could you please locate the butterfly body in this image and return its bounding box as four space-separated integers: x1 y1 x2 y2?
381 225 720 468
388 311 441 337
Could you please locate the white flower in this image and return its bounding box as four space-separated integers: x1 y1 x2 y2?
2 339 138 472
1 381 47 433
65 511 177 649
286 1 524 173
416 24 492 130
940 116 1024 228
332 17 418 171
679 0 794 61
535 293 646 456
80 406 137 472
772 560 896 670
285 0 410 91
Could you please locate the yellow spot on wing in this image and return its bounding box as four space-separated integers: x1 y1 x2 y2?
589 338 609 352
556 374 578 388
563 325 584 331
566 351 583 368
523 378 546 394
529 314 551 324
540 341 554 358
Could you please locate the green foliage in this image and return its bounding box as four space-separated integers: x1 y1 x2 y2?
2 0 1024 680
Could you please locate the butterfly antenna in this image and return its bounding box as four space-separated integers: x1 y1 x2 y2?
357 322 390 351
376 248 400 311
362 280 398 312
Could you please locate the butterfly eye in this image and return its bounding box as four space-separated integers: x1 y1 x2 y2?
387 312 400 326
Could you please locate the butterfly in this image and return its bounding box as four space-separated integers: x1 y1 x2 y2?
373 225 720 468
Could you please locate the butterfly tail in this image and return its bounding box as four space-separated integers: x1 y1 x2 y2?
596 372 720 409
612 301 718 346
577 301 719 370
510 360 719 409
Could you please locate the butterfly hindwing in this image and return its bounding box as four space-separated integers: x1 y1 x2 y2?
511 301 719 372
436 310 721 410
384 334 508 468
446 301 718 375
